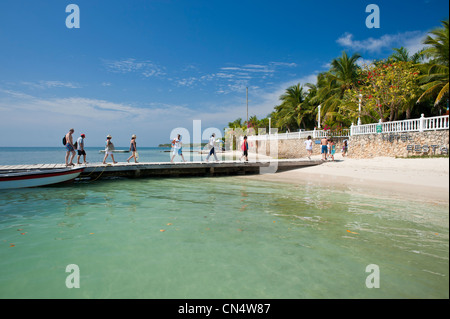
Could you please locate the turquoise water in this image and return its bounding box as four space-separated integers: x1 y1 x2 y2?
0 174 448 299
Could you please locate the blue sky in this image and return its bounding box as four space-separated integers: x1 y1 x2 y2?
0 0 448 147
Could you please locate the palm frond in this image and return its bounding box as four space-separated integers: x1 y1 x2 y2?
435 82 449 105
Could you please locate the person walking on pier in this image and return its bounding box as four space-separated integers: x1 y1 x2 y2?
205 133 219 162
103 135 118 164
64 128 76 166
76 133 88 165
127 134 139 163
240 136 249 162
171 134 186 163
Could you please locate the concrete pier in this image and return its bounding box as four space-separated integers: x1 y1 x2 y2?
0 159 322 181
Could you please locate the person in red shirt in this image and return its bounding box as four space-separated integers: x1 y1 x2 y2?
240 136 249 162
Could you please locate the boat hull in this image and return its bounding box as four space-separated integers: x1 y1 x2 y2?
0 167 84 189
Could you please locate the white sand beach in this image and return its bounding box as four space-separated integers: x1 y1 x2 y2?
240 152 449 203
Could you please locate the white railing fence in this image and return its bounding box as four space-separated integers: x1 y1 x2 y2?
350 114 449 136
247 128 350 142
245 114 449 141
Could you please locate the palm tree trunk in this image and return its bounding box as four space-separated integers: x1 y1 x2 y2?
406 107 411 119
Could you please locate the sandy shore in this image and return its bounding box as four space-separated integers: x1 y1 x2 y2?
240 152 449 203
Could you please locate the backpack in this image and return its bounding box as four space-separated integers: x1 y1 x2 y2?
62 136 66 145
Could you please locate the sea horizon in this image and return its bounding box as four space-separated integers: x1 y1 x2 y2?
0 146 222 165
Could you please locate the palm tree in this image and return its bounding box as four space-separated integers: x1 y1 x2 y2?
315 52 361 125
228 118 244 129
247 115 259 133
422 20 449 67
418 20 449 110
275 84 312 131
303 82 321 127
390 47 425 64
329 51 362 88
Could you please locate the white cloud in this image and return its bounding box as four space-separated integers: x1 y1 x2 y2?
0 69 320 146
21 80 81 89
176 77 198 87
189 72 320 130
0 89 145 121
103 58 166 78
356 58 374 67
0 59 308 146
0 89 195 146
336 30 428 54
175 61 299 94
269 62 297 68
216 73 320 123
259 73 318 109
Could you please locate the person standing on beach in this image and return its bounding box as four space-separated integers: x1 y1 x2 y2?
76 133 88 165
171 134 186 163
342 140 348 157
64 128 76 166
103 135 118 164
127 134 138 163
327 139 332 160
320 137 328 161
240 136 249 162
205 133 219 162
304 135 313 160
330 139 336 161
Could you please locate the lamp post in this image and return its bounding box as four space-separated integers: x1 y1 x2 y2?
358 94 362 126
317 104 321 129
246 87 248 125
268 117 271 135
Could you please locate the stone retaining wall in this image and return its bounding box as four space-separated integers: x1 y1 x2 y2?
252 130 449 159
347 130 449 158
255 136 347 159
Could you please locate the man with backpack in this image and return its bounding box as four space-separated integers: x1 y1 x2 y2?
63 128 76 166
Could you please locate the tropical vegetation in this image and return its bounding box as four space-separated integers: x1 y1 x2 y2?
228 19 449 134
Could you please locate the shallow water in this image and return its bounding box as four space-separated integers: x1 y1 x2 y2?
0 176 448 298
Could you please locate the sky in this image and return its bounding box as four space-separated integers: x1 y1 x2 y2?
0 0 448 147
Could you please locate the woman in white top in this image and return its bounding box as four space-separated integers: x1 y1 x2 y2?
304 135 313 160
205 133 219 162
170 134 186 163
103 135 118 164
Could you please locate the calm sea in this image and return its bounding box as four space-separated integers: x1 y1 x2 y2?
0 148 448 298
0 147 209 165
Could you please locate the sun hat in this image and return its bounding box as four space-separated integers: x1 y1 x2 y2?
132 134 136 138
107 134 112 138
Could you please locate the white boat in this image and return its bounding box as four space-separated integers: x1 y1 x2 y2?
0 167 84 189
